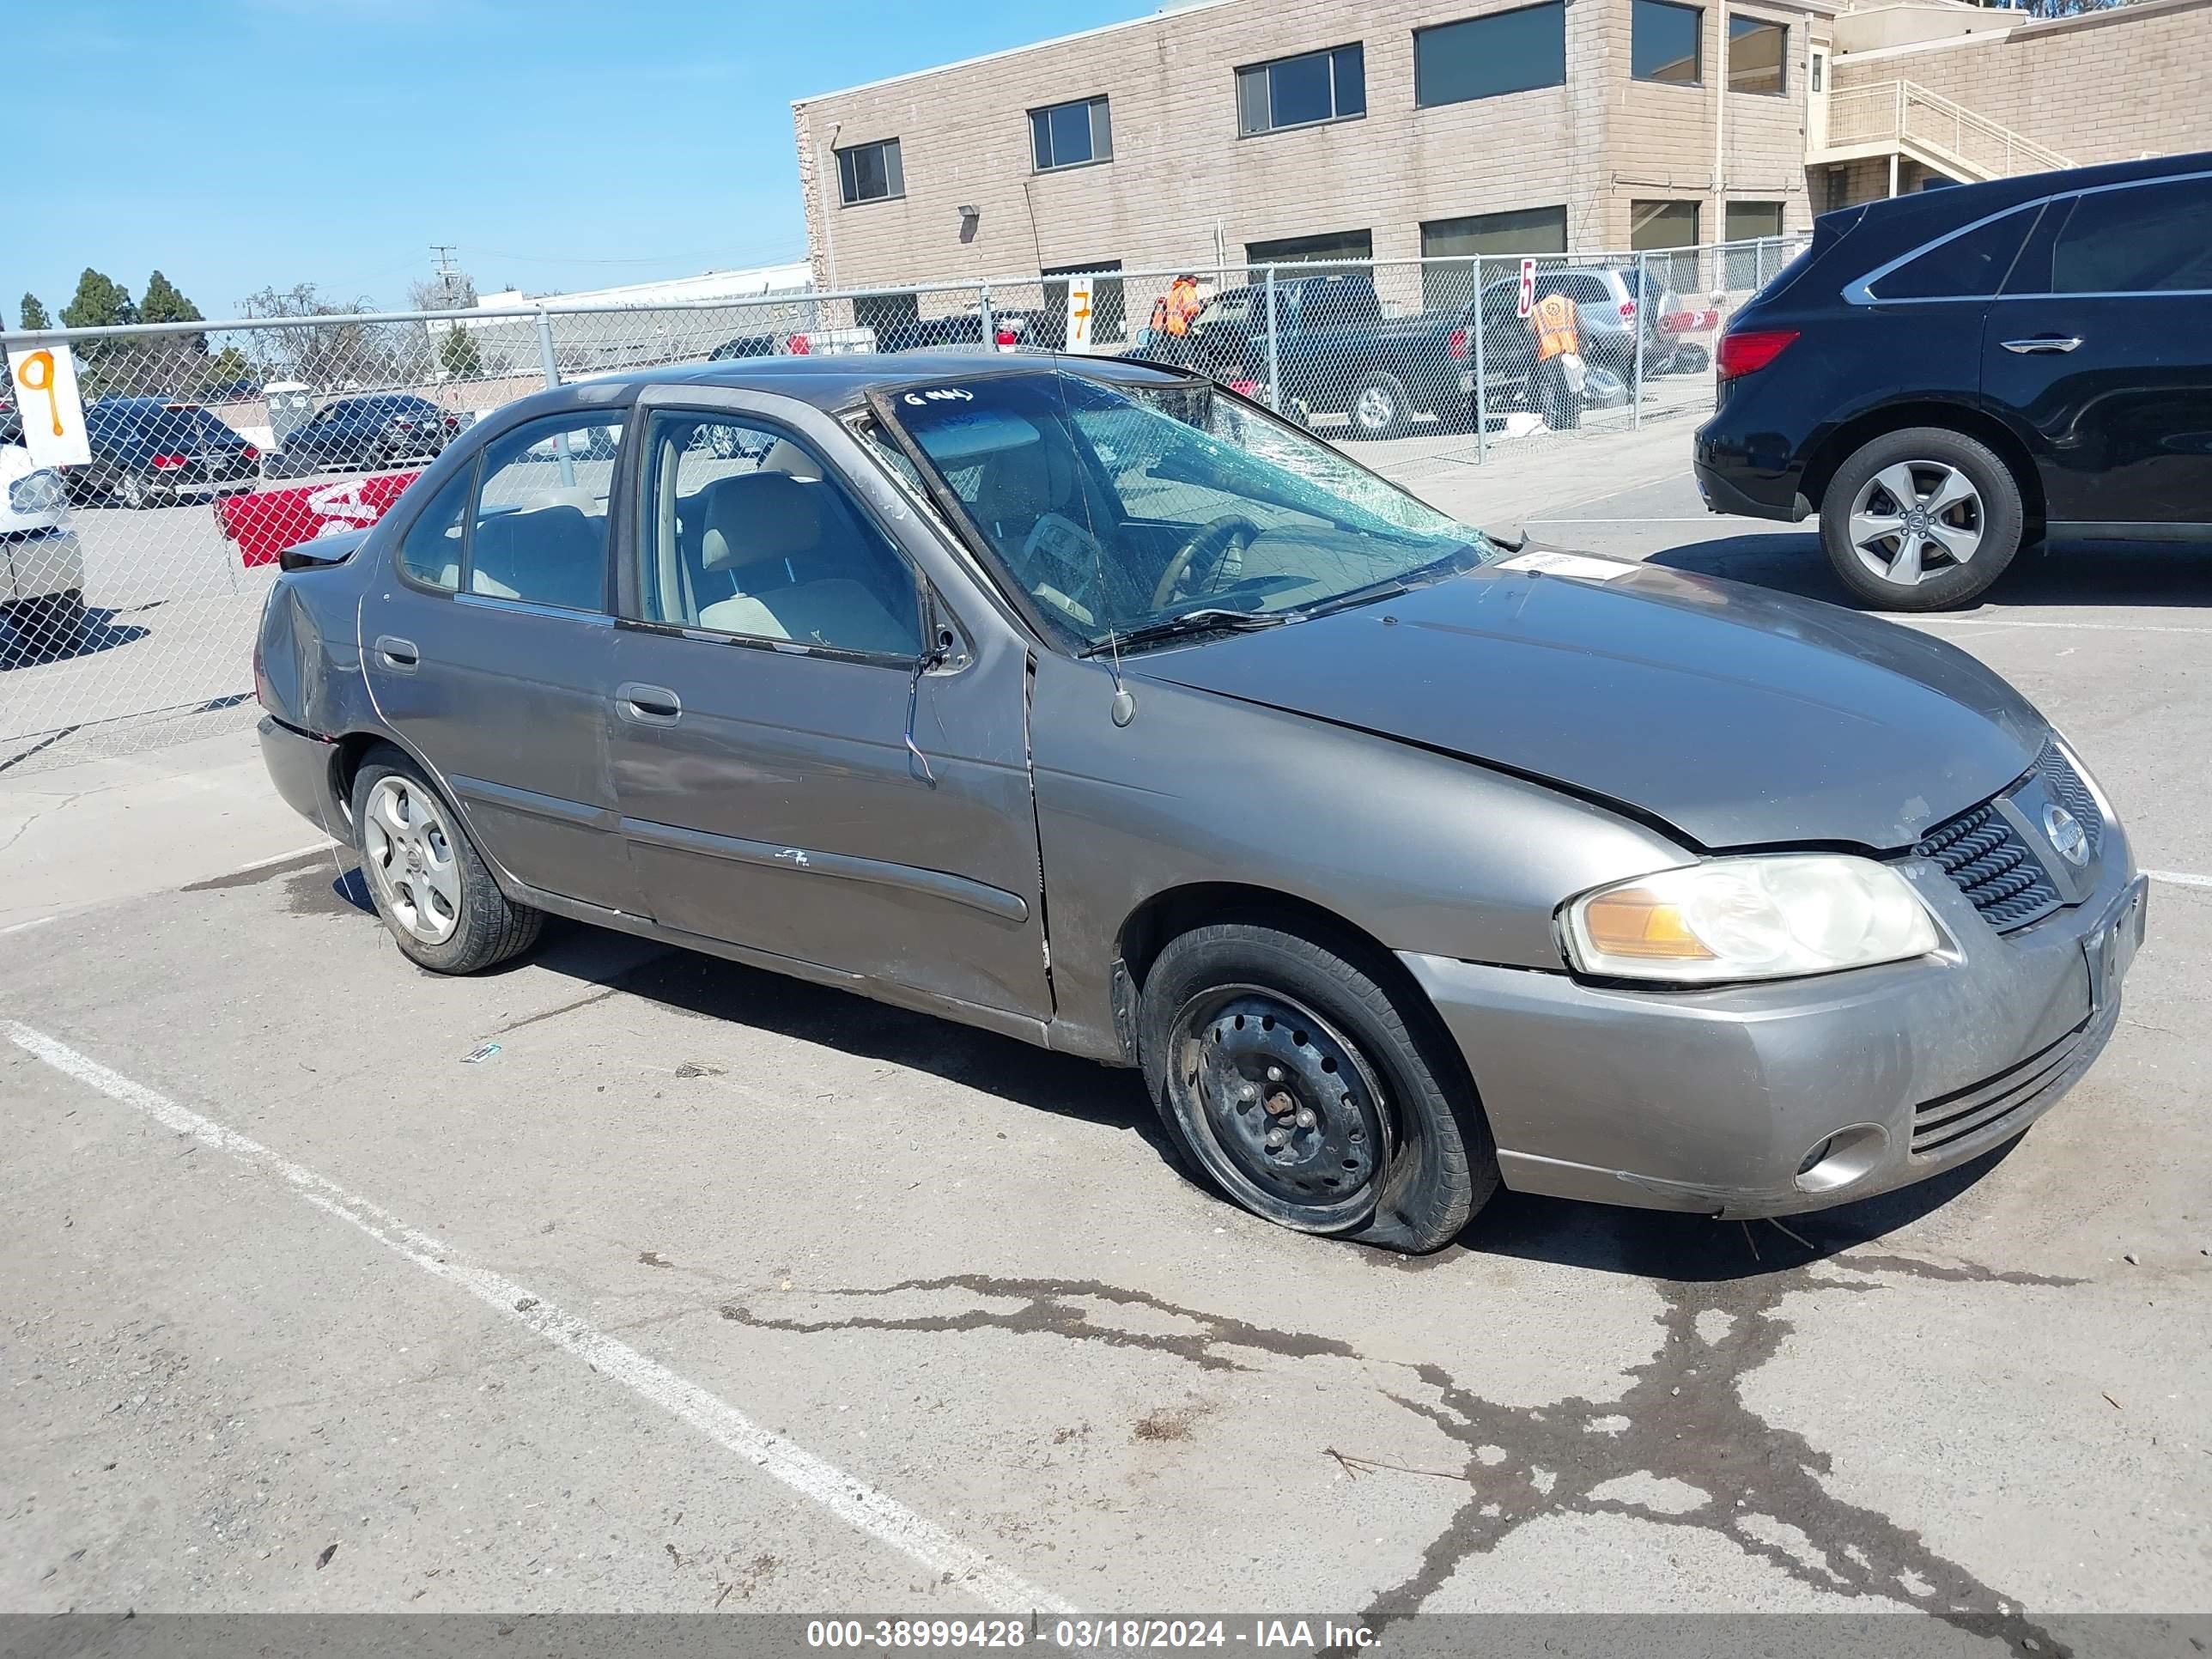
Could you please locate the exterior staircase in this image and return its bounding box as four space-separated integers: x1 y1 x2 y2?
1814 79 2072 185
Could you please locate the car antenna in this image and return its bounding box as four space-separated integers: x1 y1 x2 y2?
1048 363 1136 727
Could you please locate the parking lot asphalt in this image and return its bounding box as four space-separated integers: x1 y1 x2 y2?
3 466 2209 1634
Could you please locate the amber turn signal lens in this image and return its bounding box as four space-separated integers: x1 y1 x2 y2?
1579 890 1715 961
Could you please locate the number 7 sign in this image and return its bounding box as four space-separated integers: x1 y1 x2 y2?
7 341 92 468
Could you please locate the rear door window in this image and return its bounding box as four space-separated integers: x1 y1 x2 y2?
465 414 623 611
2048 177 2212 294
1868 204 2039 301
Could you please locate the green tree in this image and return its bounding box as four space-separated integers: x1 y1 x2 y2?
139 270 204 326
202 344 255 397
59 268 136 330
437 325 484 381
18 293 48 331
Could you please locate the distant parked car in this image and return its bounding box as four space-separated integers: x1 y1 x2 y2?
274 394 459 475
0 408 88 653
876 308 1062 355
1696 149 2212 609
60 398 262 509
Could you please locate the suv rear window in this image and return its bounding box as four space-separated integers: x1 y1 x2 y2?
1868 204 2038 301
2049 178 2212 294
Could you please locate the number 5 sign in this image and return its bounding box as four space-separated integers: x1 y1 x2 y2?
7 341 92 468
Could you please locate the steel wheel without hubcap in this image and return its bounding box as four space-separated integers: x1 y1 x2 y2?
1166 986 1393 1231
362 775 462 945
1848 460 1984 588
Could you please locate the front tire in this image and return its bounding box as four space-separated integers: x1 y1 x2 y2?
113 469 154 510
351 751 542 974
1820 426 2024 611
1138 921 1498 1254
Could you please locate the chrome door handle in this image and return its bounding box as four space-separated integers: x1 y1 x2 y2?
617 682 682 725
374 635 419 669
2002 336 2082 354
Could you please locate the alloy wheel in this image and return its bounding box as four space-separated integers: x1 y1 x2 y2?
362 775 462 945
1166 986 1392 1231
1354 386 1397 434
1848 461 1984 587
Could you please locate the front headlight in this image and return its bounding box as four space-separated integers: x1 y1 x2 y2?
1562 855 1941 984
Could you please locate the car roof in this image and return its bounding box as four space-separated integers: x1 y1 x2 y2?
1834 147 2212 235
580 349 1194 412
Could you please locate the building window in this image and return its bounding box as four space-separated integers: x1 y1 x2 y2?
1414 4 1566 108
1030 96 1112 171
1042 260 1127 345
1632 0 1703 85
836 138 903 206
1237 44 1366 134
1245 229 1375 275
1419 206 1567 310
1728 15 1787 94
1632 199 1702 291
1724 201 1784 241
1723 202 1786 287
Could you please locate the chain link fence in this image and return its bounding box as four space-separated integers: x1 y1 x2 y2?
1 234 1806 769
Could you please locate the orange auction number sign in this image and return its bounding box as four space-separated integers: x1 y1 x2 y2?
15 348 64 436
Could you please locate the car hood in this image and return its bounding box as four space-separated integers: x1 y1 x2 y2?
1132 555 2047 850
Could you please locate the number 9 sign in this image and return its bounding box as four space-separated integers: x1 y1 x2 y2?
7 339 92 467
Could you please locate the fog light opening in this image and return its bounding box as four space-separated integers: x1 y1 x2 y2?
1793 1123 1888 1195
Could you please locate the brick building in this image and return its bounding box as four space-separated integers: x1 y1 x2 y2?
791 0 2207 312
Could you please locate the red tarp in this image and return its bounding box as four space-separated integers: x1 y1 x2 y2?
215 471 422 567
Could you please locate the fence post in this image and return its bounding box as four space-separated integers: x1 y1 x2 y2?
1471 254 1487 465
535 308 561 390
1263 264 1281 411
978 283 994 349
1632 252 1648 432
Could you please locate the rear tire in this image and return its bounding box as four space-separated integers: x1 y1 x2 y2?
1138 921 1498 1254
113 469 153 510
350 750 542 975
1820 426 2024 611
1348 372 1412 441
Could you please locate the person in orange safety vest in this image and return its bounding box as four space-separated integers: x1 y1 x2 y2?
1528 283 1583 431
1148 275 1204 360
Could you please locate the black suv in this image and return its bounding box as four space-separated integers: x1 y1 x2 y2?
1694 151 2212 609
65 398 262 508
273 394 458 475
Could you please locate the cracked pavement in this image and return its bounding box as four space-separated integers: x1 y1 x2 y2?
3 480 2209 1626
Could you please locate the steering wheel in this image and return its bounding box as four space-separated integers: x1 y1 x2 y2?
1151 514 1262 611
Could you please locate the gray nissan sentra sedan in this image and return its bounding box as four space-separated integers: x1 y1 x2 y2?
253 354 2147 1253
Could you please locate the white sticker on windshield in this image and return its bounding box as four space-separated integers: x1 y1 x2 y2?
1496 550 1637 582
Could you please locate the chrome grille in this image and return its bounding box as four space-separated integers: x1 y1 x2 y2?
1916 742 2101 933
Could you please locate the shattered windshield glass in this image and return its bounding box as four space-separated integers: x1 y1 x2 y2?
887 371 1498 647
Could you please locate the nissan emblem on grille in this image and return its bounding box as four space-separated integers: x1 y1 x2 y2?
2042 803 2090 866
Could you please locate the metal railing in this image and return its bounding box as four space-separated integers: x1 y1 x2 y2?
1821 79 2072 180
1 234 1808 764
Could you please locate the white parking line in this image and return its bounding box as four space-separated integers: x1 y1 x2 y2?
1926 617 2212 637
2 915 57 936
2148 869 2212 890
2 1019 1076 1618
226 840 339 874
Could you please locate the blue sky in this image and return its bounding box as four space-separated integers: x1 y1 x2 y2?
3 0 1162 325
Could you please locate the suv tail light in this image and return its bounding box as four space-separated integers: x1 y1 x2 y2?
150 453 190 470
994 328 1019 348
1619 300 1638 320
1448 327 1468 360
1716 327 1799 381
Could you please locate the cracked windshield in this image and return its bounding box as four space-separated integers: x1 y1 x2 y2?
890 371 1497 647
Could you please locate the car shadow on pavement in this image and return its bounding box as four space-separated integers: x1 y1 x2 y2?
0 607 150 670
526 929 1174 1156
513 921 2016 1282
1652 532 2212 611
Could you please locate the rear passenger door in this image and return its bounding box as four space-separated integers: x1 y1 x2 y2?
1982 173 2212 533
359 407 640 914
605 394 1051 1023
